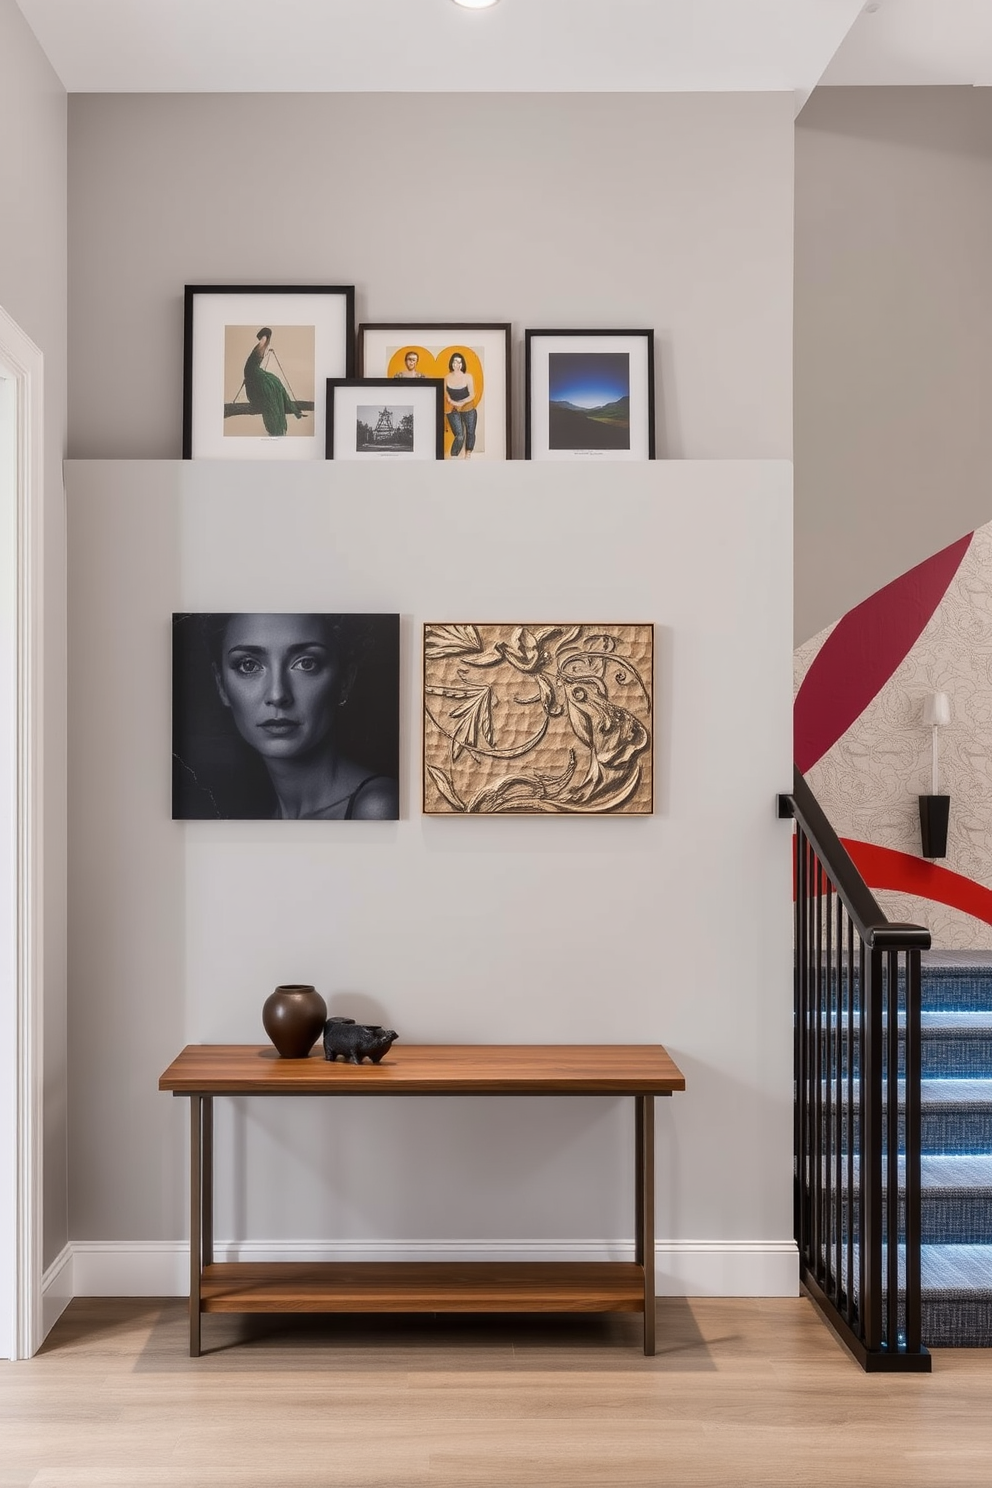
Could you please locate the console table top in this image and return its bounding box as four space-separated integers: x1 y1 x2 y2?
159 1043 686 1096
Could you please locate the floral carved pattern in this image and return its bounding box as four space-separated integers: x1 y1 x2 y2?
423 623 653 815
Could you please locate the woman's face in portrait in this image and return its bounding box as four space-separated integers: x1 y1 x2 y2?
214 613 341 760
450 354 465 373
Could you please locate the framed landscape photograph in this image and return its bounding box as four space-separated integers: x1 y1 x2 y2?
326 378 445 461
183 285 355 460
423 622 654 816
358 323 511 460
524 329 655 461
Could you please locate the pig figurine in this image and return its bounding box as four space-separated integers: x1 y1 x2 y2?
322 1016 399 1065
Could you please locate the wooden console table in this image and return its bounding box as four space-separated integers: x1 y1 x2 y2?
159 1043 686 1356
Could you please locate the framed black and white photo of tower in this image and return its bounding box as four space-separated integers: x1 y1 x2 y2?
325 378 445 461
524 329 655 461
182 285 355 460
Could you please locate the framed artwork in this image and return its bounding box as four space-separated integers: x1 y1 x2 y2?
524 330 655 461
326 378 444 460
423 623 653 816
173 612 400 821
182 285 355 460
358 323 511 461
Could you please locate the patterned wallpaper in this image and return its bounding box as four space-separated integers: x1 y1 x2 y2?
795 521 992 949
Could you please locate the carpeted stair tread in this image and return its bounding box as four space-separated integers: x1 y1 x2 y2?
824 1012 992 1030
921 1012 992 1031
922 1244 992 1295
920 1077 992 1104
824 1156 992 1243
922 957 992 1013
922 1244 992 1345
921 1154 992 1189
824 1154 992 1187
824 1077 992 1106
822 1013 992 1076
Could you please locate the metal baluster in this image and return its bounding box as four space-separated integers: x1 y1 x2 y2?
904 948 923 1355
813 853 824 1285
794 827 806 1261
886 949 900 1350
824 870 834 1298
864 946 884 1353
835 890 844 1308
846 911 856 1328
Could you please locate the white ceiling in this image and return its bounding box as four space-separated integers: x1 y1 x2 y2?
822 0 992 86
10 0 861 94
13 0 992 94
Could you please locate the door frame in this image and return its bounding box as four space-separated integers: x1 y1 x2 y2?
0 303 45 1360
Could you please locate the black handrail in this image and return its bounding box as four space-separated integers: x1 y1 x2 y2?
780 766 931 1373
782 769 931 952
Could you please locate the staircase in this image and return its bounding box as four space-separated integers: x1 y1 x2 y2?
918 953 992 1346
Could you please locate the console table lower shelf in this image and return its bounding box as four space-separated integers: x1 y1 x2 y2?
159 1043 686 1357
199 1261 647 1314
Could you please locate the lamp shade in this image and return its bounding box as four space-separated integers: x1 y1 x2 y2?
923 691 951 727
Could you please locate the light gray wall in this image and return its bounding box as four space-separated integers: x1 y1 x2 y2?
62 89 796 1287
795 87 992 643
0 0 68 1270
66 459 794 1283
67 92 794 461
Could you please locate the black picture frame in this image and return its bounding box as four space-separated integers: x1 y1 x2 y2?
524 329 656 461
183 284 355 460
325 378 445 461
357 322 512 461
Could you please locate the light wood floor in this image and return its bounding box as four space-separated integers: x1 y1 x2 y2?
3 1296 992 1486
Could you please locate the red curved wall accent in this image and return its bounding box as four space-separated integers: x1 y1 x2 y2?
794 535 973 774
842 839 992 929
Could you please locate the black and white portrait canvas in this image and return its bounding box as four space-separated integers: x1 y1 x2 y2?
172 613 400 820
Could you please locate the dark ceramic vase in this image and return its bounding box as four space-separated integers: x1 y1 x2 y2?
262 984 327 1058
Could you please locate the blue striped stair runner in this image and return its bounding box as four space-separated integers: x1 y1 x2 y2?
816 953 992 1343
918 955 992 1344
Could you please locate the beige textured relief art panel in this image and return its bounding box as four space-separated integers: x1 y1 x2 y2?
423 623 653 815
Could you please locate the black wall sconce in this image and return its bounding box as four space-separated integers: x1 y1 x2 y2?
919 691 950 858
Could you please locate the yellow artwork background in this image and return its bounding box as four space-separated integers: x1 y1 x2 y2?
386 343 486 458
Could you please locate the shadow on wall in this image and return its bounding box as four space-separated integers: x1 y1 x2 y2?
794 522 992 949
798 87 992 164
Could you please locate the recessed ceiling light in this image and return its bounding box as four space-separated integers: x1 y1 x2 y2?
451 0 501 9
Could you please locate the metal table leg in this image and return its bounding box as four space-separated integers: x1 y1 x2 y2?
202 1096 214 1268
636 1094 656 1355
189 1095 202 1358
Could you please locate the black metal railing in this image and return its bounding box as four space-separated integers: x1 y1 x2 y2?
780 767 931 1372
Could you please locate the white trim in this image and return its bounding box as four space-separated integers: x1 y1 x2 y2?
0 305 44 1361
41 1243 72 1336
69 1239 799 1300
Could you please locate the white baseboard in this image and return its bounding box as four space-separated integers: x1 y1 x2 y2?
41 1244 73 1337
66 1239 799 1299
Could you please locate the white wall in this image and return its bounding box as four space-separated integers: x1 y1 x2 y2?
66 92 794 463
795 87 992 643
0 0 68 1274
65 459 795 1295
